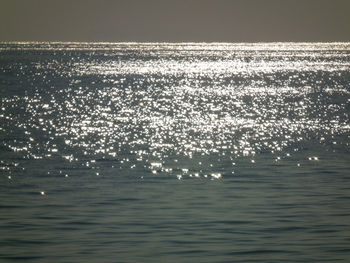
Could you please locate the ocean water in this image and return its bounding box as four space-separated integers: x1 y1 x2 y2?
0 42 350 262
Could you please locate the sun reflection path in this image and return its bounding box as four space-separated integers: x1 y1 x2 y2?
1 42 350 179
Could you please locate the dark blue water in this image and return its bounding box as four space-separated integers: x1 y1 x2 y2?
1 42 350 262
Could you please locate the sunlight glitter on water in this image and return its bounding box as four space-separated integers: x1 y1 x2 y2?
1 42 350 179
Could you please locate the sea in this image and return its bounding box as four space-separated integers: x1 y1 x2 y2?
0 42 350 262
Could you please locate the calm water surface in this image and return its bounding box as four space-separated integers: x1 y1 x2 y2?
1 42 350 262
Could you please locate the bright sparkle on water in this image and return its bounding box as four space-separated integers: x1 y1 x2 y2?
1 42 350 179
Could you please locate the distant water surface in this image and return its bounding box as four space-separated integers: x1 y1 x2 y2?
1 42 350 262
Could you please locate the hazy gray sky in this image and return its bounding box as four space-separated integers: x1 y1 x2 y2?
1 0 349 42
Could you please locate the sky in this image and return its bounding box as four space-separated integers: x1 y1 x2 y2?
1 0 349 42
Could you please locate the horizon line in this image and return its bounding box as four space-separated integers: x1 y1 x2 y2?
1 41 350 45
